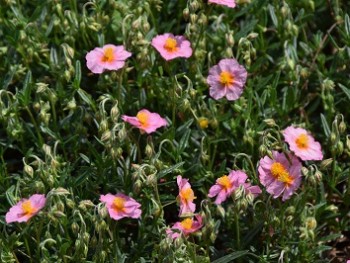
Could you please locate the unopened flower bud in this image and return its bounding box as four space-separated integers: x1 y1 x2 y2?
330 132 337 144
305 217 317 230
24 164 34 177
71 222 80 234
145 144 154 158
336 141 344 155
190 14 198 24
301 167 309 177
314 170 322 182
339 121 346 134
264 118 276 127
183 8 190 20
320 158 333 170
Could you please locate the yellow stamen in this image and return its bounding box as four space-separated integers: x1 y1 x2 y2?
136 111 149 128
180 218 193 230
21 200 35 215
180 188 195 202
295 134 309 149
164 38 178 52
112 197 125 212
101 47 115 63
217 175 232 191
270 162 293 185
219 71 234 86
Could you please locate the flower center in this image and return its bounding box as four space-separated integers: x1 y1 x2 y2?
136 111 149 128
295 134 309 149
270 162 293 185
180 188 195 203
101 47 115 63
180 218 193 230
112 197 125 212
217 175 232 191
164 38 178 52
21 200 35 215
219 71 234 86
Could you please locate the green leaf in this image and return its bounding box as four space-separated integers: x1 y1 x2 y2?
157 162 185 179
320 113 331 137
338 83 350 101
211 250 249 263
345 14 350 35
77 88 96 111
268 4 278 27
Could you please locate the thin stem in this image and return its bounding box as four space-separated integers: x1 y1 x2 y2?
26 106 44 147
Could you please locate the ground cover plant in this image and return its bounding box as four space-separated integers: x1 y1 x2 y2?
0 0 350 262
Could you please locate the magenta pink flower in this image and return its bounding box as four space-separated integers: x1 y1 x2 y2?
151 33 192 61
6 194 46 223
283 126 323 161
208 0 236 8
208 170 261 204
86 44 132 74
258 151 302 201
177 175 196 216
100 193 141 220
207 58 247 101
122 109 167 134
166 215 203 239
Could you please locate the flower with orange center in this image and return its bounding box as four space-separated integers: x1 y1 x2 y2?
136 111 149 129
270 162 293 185
6 194 46 223
167 215 203 239
100 193 141 221
122 109 167 134
180 218 193 230
112 197 125 213
207 58 247 101
208 170 261 204
163 38 178 53
219 71 235 87
295 134 309 149
21 200 36 216
101 47 115 63
216 175 232 191
177 176 196 216
86 44 132 74
283 126 323 161
151 33 192 61
258 151 302 201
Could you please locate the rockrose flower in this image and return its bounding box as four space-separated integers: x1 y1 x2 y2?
122 109 167 134
207 58 247 101
283 126 323 161
100 193 141 220
6 194 46 223
177 175 196 216
86 44 132 74
208 0 236 8
258 151 302 201
151 33 192 61
166 215 203 239
208 170 261 204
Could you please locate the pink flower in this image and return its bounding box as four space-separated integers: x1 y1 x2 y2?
258 151 302 201
151 33 192 61
208 170 261 204
177 176 196 216
100 193 141 220
208 0 236 8
6 194 46 223
86 44 132 74
207 58 247 101
283 126 323 161
166 215 203 239
122 109 167 134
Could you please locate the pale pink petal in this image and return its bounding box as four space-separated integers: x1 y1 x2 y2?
208 0 236 8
